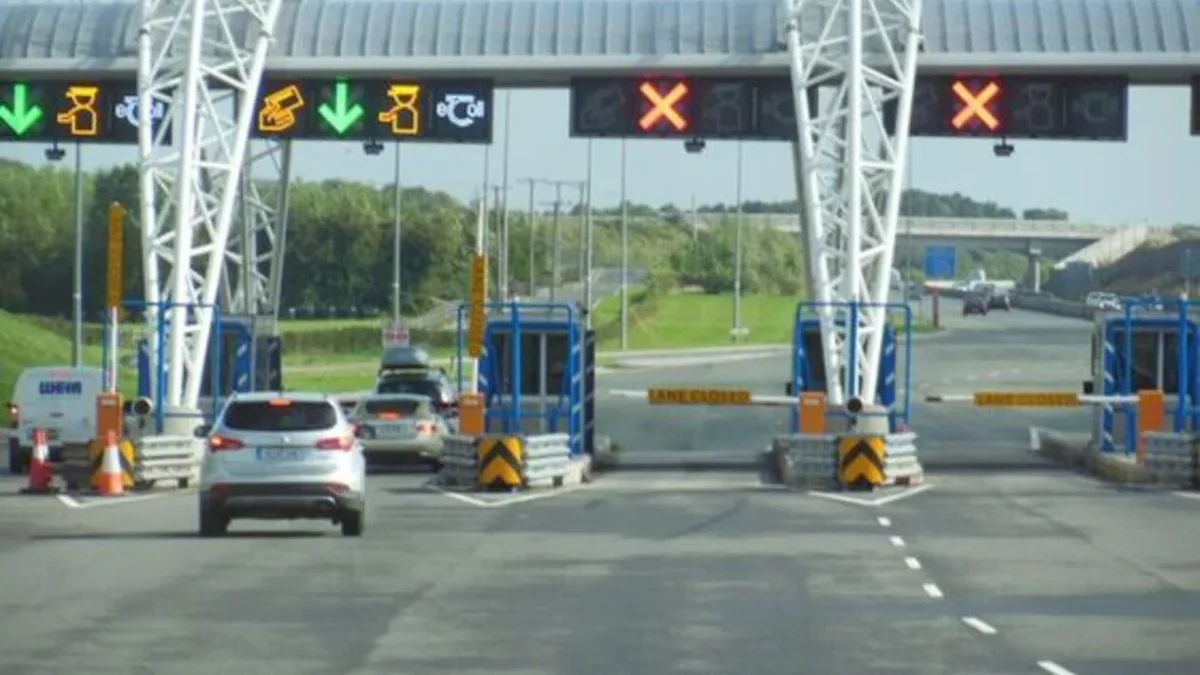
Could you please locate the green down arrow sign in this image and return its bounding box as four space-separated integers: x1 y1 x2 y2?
0 83 43 136
317 80 365 135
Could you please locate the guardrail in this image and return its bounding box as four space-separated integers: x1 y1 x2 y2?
699 214 1120 239
441 435 479 487
135 435 200 488
883 432 922 486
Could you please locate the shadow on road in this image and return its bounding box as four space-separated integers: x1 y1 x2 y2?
30 530 329 541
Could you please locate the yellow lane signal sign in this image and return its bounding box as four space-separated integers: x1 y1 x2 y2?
648 388 752 406
258 83 305 133
379 84 421 136
974 391 1078 407
57 85 100 137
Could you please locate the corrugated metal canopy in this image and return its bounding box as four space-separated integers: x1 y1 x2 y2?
0 0 1198 81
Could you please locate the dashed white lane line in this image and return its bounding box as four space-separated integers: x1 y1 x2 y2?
889 535 905 548
961 617 997 635
923 583 944 599
1037 661 1077 675
877 516 892 527
904 556 922 570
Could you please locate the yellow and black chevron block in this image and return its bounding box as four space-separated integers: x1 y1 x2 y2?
837 435 885 491
87 437 136 491
477 436 524 491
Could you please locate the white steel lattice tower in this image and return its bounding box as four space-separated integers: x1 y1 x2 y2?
782 0 923 404
137 0 283 409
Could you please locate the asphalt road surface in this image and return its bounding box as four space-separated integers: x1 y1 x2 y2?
1 300 1198 674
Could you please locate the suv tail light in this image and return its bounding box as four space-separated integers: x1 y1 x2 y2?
208 434 243 452
415 421 436 435
315 434 354 451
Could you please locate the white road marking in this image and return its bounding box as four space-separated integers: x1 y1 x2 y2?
427 483 588 508
1171 491 1200 501
1037 661 1077 675
923 583 944 599
987 371 1001 378
904 556 922 570
806 483 933 507
57 492 183 509
966 374 978 381
889 535 905 548
961 617 997 635
877 516 891 527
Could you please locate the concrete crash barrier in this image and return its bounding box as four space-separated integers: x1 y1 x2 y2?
438 433 591 491
1142 432 1199 488
764 433 837 489
883 432 924 486
1034 429 1154 485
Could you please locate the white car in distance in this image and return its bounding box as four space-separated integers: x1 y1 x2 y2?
350 393 450 470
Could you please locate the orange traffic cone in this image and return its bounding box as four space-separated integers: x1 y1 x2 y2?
96 431 124 497
21 429 56 494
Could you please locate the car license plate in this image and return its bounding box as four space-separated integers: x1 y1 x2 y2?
256 447 309 462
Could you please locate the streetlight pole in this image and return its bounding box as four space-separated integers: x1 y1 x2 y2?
551 183 563 303
71 143 84 366
522 179 537 296
619 139 629 350
499 91 512 302
733 141 744 342
582 140 594 325
391 142 403 321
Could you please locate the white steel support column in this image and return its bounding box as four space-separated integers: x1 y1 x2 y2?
228 140 290 316
136 0 283 409
783 0 923 404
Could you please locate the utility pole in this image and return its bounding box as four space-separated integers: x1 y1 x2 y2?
492 185 505 301
516 178 538 297
733 141 744 342
551 183 563 303
619 139 629 350
575 182 587 287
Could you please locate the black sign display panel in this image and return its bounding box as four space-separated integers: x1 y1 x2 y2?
0 79 170 144
886 76 1129 141
250 78 494 143
569 77 814 140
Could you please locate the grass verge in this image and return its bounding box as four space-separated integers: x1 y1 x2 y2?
0 311 138 400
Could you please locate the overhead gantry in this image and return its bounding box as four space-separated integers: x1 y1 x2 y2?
784 0 922 405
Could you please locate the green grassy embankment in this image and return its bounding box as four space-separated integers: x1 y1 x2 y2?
0 311 138 401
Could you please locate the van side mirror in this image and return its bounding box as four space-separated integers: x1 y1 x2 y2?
193 424 211 439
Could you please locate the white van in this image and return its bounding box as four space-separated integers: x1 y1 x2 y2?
7 366 103 474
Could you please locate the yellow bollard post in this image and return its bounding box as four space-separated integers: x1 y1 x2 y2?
1136 389 1164 466
798 392 826 433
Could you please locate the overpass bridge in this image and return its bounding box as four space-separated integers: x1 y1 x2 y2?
689 214 1144 258
0 0 1196 411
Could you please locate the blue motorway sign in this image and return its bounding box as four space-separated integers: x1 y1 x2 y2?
924 245 956 279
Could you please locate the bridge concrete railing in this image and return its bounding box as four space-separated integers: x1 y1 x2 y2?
684 214 1142 241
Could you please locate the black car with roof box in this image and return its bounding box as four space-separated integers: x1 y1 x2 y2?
374 346 458 415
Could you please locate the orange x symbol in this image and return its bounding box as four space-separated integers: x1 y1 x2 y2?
638 81 689 131
951 80 1000 131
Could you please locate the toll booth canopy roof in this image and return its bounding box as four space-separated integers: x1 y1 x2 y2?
380 346 431 372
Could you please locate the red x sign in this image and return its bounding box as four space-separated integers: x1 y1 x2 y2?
637 80 691 132
951 79 1001 131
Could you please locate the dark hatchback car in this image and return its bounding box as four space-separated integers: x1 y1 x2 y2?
963 294 988 316
986 291 1012 311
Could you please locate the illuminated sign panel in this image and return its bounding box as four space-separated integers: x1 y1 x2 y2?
887 76 1128 140
570 77 815 140
0 80 170 144
250 78 493 143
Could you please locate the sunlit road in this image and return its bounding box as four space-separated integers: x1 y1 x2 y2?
1 301 1198 675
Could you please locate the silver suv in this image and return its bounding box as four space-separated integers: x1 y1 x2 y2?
196 392 367 537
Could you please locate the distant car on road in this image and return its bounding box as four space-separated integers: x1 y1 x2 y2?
985 291 1011 311
196 392 366 537
349 393 450 470
962 294 988 316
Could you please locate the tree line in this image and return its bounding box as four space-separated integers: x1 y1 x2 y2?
0 158 1068 320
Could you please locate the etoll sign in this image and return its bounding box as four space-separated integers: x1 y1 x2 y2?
382 322 410 347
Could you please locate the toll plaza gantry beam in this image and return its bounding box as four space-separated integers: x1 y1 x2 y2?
1 0 1199 412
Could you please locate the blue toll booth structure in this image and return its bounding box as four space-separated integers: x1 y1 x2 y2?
130 305 282 430
1092 304 1200 453
789 302 914 433
455 302 593 456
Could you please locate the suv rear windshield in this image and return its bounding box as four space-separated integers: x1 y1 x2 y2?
363 399 427 417
222 401 338 432
377 378 441 400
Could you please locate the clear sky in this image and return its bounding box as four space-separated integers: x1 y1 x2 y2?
0 84 1192 226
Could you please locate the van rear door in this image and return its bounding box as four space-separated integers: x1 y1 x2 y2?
16 368 102 445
